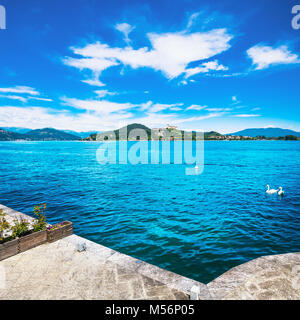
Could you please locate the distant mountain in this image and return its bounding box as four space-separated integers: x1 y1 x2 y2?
204 131 223 139
3 127 96 139
228 128 300 138
0 129 30 141
26 128 81 141
63 130 98 139
1 127 31 134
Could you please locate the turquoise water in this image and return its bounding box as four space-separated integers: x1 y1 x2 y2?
0 141 299 283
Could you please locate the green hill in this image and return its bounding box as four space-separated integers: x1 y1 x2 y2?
26 128 81 141
84 124 223 141
0 129 31 141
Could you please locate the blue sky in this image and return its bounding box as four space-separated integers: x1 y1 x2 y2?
0 0 300 133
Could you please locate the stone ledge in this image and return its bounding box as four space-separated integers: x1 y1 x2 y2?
207 252 300 300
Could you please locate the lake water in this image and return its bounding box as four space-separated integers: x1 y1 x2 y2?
0 141 299 283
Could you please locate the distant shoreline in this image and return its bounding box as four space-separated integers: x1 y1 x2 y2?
2 125 299 141
1 139 299 142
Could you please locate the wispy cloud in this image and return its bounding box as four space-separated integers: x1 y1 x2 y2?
206 107 232 112
0 86 52 103
175 112 225 123
186 104 207 111
186 12 201 29
64 57 118 73
61 97 137 115
148 102 184 113
0 86 39 95
233 114 260 117
82 77 106 87
115 23 135 45
94 90 117 98
247 44 299 70
0 95 27 103
184 60 228 78
28 97 53 102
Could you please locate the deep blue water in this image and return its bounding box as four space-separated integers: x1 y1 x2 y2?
0 141 299 283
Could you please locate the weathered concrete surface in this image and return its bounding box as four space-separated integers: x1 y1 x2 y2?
0 235 189 300
207 253 300 300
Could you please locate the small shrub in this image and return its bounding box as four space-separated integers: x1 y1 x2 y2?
32 203 47 232
0 209 11 243
12 218 29 238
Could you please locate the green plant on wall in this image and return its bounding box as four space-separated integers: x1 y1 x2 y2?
0 209 10 243
32 203 47 232
11 218 29 238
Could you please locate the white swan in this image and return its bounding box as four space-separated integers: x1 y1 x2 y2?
278 187 284 196
195 165 199 170
266 185 278 194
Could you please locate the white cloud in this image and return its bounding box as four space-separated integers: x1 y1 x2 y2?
169 106 182 111
0 86 39 95
138 101 183 113
186 104 207 111
64 28 232 81
28 97 53 102
130 110 224 129
231 95 241 105
61 97 138 115
94 90 117 98
0 95 52 103
233 114 260 117
150 102 183 113
0 95 27 102
179 80 188 85
234 105 247 109
184 60 228 78
171 112 225 124
115 23 135 45
140 101 153 111
206 107 232 112
186 105 232 113
64 57 118 73
247 44 299 70
0 86 52 103
186 12 200 29
82 77 105 87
